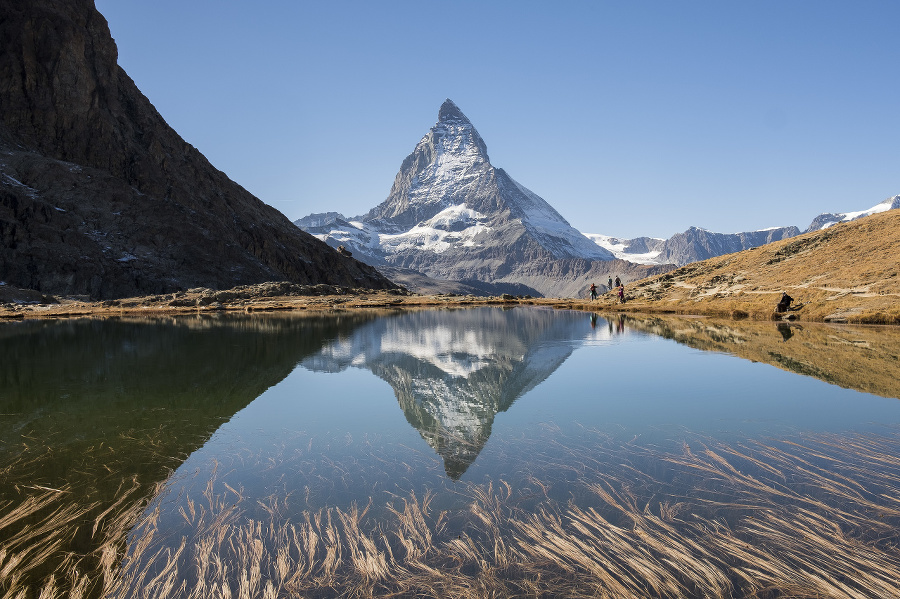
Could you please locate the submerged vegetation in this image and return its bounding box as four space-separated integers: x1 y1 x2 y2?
3 428 900 598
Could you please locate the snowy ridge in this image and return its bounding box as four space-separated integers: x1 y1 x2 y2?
301 214 383 258
806 195 900 232
582 233 664 265
379 204 491 254
502 173 612 260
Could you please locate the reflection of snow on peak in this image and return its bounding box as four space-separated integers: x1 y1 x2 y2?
380 326 516 377
299 307 606 478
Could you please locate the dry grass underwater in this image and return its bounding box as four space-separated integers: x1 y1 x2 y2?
3 425 900 599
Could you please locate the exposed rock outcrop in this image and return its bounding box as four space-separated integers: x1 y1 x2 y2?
0 0 395 299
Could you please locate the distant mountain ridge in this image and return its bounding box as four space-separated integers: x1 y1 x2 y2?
804 195 900 233
0 0 394 299
586 195 899 267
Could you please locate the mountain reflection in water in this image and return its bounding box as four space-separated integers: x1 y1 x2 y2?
300 307 601 479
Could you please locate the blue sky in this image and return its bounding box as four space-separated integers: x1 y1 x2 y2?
95 1 899 239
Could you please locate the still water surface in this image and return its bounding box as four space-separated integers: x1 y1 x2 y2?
156 308 900 511
2 307 900 597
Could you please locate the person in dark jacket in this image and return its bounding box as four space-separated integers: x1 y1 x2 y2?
776 291 794 313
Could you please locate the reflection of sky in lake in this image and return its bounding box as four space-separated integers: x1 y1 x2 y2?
153 307 900 525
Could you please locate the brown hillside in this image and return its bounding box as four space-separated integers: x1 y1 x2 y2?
592 209 900 324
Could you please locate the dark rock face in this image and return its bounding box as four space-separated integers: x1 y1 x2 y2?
0 0 395 298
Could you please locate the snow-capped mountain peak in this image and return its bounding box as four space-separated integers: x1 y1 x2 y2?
297 99 614 296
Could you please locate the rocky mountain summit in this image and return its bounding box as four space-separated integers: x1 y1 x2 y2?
0 0 394 299
297 100 667 297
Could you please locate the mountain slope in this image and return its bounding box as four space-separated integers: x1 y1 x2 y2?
613 209 900 324
0 0 394 299
297 100 638 297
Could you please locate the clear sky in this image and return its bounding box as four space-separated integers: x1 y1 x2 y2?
95 1 899 239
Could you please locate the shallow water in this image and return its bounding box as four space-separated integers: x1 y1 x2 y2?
3 307 900 597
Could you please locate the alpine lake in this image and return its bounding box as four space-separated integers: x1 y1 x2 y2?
3 306 900 598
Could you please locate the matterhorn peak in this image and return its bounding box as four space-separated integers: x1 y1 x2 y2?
438 99 471 125
430 99 489 163
298 98 616 297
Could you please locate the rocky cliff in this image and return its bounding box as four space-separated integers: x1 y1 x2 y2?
0 0 395 299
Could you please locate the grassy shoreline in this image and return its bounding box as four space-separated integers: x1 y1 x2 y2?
2 285 897 326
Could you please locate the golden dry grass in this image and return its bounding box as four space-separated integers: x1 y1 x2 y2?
0 477 152 599
7 429 900 598
574 210 900 324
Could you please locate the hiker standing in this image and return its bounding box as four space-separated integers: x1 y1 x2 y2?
589 283 597 301
617 284 625 304
607 276 613 290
